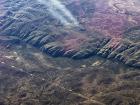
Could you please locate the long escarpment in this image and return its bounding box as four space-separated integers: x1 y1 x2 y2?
0 0 140 68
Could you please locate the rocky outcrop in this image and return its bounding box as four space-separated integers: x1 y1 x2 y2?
0 35 139 105
0 0 140 68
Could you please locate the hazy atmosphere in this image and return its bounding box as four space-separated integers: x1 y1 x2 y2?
0 0 140 105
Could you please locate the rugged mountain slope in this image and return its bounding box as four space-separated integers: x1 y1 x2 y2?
0 0 140 67
0 36 139 105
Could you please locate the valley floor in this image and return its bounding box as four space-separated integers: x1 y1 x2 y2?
0 36 139 105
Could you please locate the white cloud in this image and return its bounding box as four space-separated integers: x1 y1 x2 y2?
37 0 79 26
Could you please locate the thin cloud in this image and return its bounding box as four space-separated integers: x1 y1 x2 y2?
37 0 79 26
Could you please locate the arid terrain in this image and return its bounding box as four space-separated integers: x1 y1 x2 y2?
0 0 140 105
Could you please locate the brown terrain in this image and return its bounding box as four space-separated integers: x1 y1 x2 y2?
0 0 140 105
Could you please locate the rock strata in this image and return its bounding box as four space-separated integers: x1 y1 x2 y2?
0 0 140 67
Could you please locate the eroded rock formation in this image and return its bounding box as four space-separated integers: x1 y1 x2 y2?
0 0 140 67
